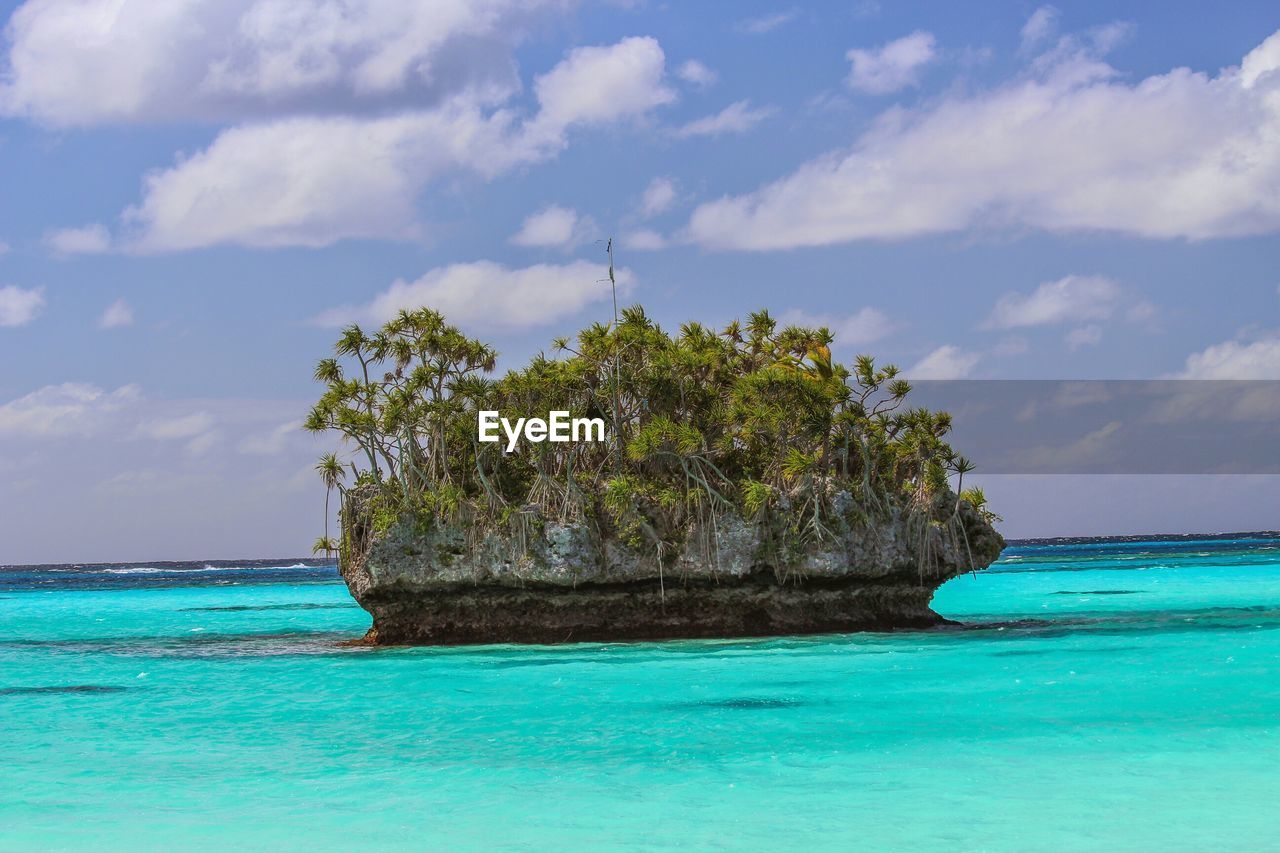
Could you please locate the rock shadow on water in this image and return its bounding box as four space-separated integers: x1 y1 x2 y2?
0 630 368 660
177 602 360 613
986 644 1145 658
952 604 1280 642
669 697 813 711
0 685 129 696
467 635 831 670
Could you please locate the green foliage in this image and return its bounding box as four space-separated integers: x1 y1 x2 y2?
740 480 773 520
311 536 338 557
308 304 990 560
366 490 405 536
960 486 1002 524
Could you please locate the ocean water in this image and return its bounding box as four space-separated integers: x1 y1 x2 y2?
2 538 1279 851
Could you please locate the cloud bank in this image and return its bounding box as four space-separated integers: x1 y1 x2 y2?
1176 333 1280 379
845 31 937 94
0 0 571 125
511 205 598 250
0 285 45 327
687 30 1280 249
7 0 675 254
673 100 773 138
314 260 632 331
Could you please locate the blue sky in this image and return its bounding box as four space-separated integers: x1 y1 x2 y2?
1 1 1278 563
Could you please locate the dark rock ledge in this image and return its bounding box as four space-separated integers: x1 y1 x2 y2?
339 492 1004 646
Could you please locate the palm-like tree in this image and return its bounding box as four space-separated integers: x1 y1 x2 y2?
316 452 345 547
312 536 339 561
307 299 987 569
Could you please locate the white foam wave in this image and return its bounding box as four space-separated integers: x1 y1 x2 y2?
202 563 314 571
96 562 322 575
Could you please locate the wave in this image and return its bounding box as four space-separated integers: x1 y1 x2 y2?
1 559 337 593
105 566 247 575
203 562 313 571
95 563 321 576
103 565 249 575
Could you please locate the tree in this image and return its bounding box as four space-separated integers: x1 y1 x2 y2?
312 536 339 561
315 452 345 545
306 303 990 574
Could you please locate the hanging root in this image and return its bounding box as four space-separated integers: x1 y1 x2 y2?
655 542 666 605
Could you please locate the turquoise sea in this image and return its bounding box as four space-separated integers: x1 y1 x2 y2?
3 536 1279 851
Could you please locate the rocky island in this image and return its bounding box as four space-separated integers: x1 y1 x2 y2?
308 305 1004 645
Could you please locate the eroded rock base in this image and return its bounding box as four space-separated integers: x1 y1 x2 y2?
358 572 947 645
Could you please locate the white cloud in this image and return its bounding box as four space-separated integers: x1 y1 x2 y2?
0 285 45 327
846 31 936 95
0 381 297 464
686 29 1280 249
46 224 112 255
0 241 10 255
985 275 1120 329
994 336 1030 356
673 100 773 138
639 177 677 218
1065 324 1103 349
676 59 717 88
1244 32 1280 87
95 469 173 497
736 11 797 35
1021 6 1060 51
1175 332 1280 379
621 229 667 251
0 382 331 562
238 420 304 455
184 431 220 456
121 107 524 251
1126 300 1158 324
0 0 567 126
0 383 141 437
513 206 576 247
0 384 305 459
908 345 980 379
779 307 894 347
91 37 672 252
1008 420 1123 472
314 260 633 331
511 205 598 250
136 412 218 455
136 412 214 441
526 36 675 144
98 299 135 329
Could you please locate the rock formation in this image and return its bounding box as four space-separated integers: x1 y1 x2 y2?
339 489 1004 645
